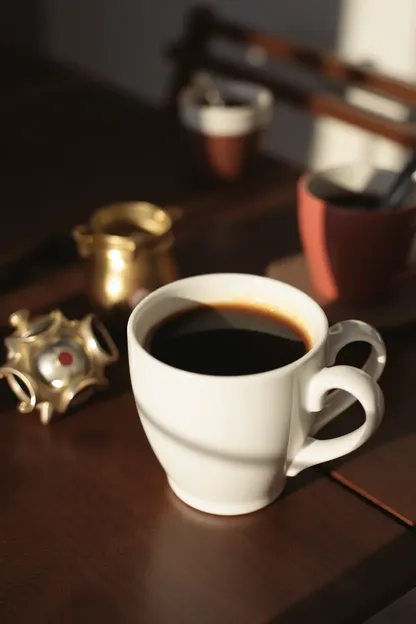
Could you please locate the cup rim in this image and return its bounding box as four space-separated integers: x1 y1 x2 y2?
178 76 274 136
127 273 329 383
299 163 416 214
91 201 173 237
180 77 274 109
301 163 411 193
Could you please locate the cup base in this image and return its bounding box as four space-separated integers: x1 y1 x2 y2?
168 478 285 516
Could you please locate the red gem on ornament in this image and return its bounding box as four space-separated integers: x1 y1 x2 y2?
58 351 73 366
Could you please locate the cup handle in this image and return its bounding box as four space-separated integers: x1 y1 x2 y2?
311 320 386 435
286 364 384 476
286 320 386 477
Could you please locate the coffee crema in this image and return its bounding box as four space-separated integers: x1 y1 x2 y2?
145 303 311 376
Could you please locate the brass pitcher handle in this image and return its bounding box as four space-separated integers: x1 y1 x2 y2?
72 225 94 258
167 206 184 222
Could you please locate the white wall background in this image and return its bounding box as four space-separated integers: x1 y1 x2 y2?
22 0 416 169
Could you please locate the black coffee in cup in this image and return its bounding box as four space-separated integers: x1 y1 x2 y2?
145 303 311 376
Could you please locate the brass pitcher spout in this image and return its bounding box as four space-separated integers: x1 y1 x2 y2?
72 225 95 258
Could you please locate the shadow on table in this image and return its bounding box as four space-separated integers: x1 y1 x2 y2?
269 530 416 624
50 587 126 624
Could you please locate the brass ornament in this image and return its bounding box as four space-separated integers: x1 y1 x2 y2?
0 309 118 424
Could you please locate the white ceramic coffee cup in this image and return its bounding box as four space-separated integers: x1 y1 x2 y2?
127 274 385 516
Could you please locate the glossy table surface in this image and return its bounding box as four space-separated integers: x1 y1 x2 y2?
1 48 416 624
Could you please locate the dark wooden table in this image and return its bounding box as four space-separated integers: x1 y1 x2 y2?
1 49 416 624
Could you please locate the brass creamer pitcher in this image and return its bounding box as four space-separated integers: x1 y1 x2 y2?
73 202 179 320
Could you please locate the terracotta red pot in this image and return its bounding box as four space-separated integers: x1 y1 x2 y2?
298 165 416 304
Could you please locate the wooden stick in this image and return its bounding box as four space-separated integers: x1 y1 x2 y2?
168 46 416 147
214 19 416 105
